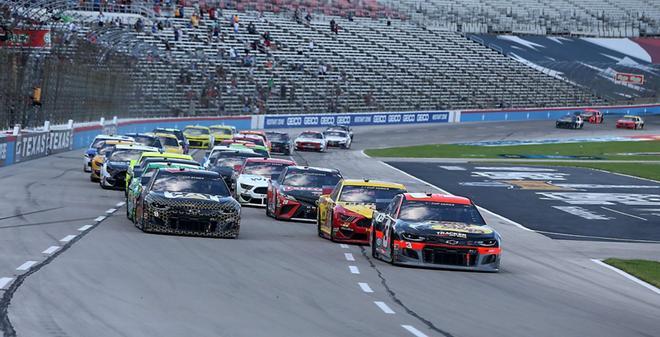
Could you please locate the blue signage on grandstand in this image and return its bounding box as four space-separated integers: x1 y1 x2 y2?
263 112 450 129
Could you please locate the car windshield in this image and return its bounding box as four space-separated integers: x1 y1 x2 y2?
622 117 637 121
185 128 209 136
300 132 322 139
211 128 232 135
151 174 230 196
398 201 486 225
243 162 291 177
239 137 265 146
339 185 405 210
214 157 245 168
283 171 341 188
140 171 156 185
268 133 288 141
109 150 144 162
159 136 179 147
132 136 160 147
98 145 115 156
324 131 346 137
92 138 112 149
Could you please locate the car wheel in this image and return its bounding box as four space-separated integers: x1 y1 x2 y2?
328 211 336 241
266 200 273 218
385 230 395 264
316 212 324 237
640 124 644 129
126 202 131 220
371 231 380 259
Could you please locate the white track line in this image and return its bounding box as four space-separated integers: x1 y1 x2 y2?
591 259 660 295
359 282 374 293
94 216 106 222
0 277 13 290
344 253 355 261
402 325 429 337
601 207 648 221
42 246 60 255
105 208 117 214
339 244 349 249
116 201 126 207
16 261 37 271
349 266 360 274
78 225 93 232
59 235 76 243
374 301 395 314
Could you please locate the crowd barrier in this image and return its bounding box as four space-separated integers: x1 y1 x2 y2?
0 103 658 168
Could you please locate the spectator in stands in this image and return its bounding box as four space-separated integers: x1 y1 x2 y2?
157 21 163 30
289 84 296 102
330 19 336 33
97 12 104 27
209 7 216 20
305 12 312 24
191 13 199 28
151 23 158 34
280 83 287 99
213 24 220 39
294 8 302 24
247 22 257 34
233 21 239 33
308 39 314 51
174 27 180 41
134 18 144 32
348 12 354 22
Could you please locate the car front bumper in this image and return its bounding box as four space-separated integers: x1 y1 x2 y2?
391 240 501 272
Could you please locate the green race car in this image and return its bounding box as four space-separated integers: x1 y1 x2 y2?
126 161 202 222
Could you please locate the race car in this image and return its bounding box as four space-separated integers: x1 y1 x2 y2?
265 132 292 155
322 129 352 149
294 131 327 152
578 109 603 124
126 161 202 222
183 126 214 149
616 115 645 129
207 151 266 189
234 134 269 151
203 145 259 168
126 152 194 192
317 179 406 244
90 139 135 182
83 135 133 172
154 133 185 154
123 133 163 149
134 168 241 238
99 144 159 189
370 193 501 272
326 124 353 140
239 130 271 150
555 114 583 129
209 125 235 144
235 158 296 206
266 166 342 221
153 128 189 153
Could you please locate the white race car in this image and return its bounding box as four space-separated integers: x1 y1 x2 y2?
234 157 296 206
294 131 327 152
322 130 351 149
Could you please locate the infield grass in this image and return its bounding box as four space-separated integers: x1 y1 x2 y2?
604 259 660 289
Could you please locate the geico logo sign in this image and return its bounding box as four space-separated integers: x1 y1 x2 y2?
416 114 429 122
304 116 318 125
337 116 351 124
286 117 302 126
388 114 401 123
402 114 416 122
16 133 48 159
49 131 72 150
266 118 285 126
354 116 371 123
320 116 335 125
373 115 387 123
0 142 7 160
432 113 448 121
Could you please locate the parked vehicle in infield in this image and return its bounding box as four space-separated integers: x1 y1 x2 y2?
317 179 406 244
578 109 603 124
154 133 184 154
370 193 501 272
126 161 202 222
126 152 194 192
90 139 135 182
555 114 584 129
322 130 352 149
235 158 296 206
266 132 293 155
616 115 645 129
99 144 159 189
209 125 235 144
207 151 266 189
153 128 189 154
326 124 353 140
83 135 134 172
123 133 163 149
183 126 214 149
134 168 241 238
266 166 342 221
239 130 271 150
294 131 327 152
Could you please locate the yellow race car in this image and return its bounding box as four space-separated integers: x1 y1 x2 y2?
317 179 407 244
154 133 184 154
125 151 195 191
183 125 214 149
209 125 235 144
90 139 135 182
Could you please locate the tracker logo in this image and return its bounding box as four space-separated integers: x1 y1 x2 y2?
373 115 387 123
320 116 335 125
286 117 302 126
304 116 318 125
437 231 467 239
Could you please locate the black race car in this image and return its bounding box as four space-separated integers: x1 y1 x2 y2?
555 115 584 129
266 166 342 221
265 131 293 155
134 168 241 238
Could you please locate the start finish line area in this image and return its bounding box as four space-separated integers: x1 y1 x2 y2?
387 162 660 242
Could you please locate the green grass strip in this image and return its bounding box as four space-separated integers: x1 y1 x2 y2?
604 259 660 289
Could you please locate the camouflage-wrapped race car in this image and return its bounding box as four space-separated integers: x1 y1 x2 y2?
134 168 241 238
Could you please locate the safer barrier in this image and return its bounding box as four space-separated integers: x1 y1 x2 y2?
258 111 454 129
458 103 660 122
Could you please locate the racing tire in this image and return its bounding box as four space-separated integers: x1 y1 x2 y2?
384 230 395 264
100 177 110 190
83 163 90 172
126 203 131 221
634 124 638 130
343 142 351 150
327 211 336 242
640 124 644 130
371 231 380 259
316 213 324 237
266 199 274 218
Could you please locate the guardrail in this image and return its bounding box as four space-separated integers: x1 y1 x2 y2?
0 103 658 168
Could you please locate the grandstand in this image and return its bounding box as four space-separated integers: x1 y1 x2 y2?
1 0 659 127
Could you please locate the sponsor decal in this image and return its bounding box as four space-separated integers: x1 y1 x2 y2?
416 113 429 122
303 116 319 126
283 186 322 192
474 166 557 172
320 116 335 125
353 115 371 124
538 192 660 206
436 231 468 238
163 191 222 202
614 72 644 85
459 181 512 187
402 114 416 123
287 117 302 126
416 221 493 234
373 115 387 123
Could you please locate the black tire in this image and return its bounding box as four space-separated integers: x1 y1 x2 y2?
371 231 379 259
125 202 131 220
266 200 273 218
327 210 335 241
317 212 324 237
385 230 395 264
640 124 644 130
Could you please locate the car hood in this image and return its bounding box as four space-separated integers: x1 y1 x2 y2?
147 191 239 210
237 174 269 187
282 186 323 203
337 202 376 218
398 220 496 239
325 136 348 141
295 138 322 143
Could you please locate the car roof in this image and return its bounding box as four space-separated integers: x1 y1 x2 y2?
286 166 340 174
139 152 192 160
184 125 210 129
300 130 322 134
622 115 639 118
114 144 159 151
104 139 134 145
403 193 472 205
244 157 295 165
153 128 181 132
342 179 405 189
154 133 179 139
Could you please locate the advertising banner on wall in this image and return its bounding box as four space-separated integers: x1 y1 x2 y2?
0 137 8 167
614 72 645 85
263 111 450 129
0 29 51 49
14 132 49 163
48 129 73 154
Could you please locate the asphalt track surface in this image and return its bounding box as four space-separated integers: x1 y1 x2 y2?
0 118 659 337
